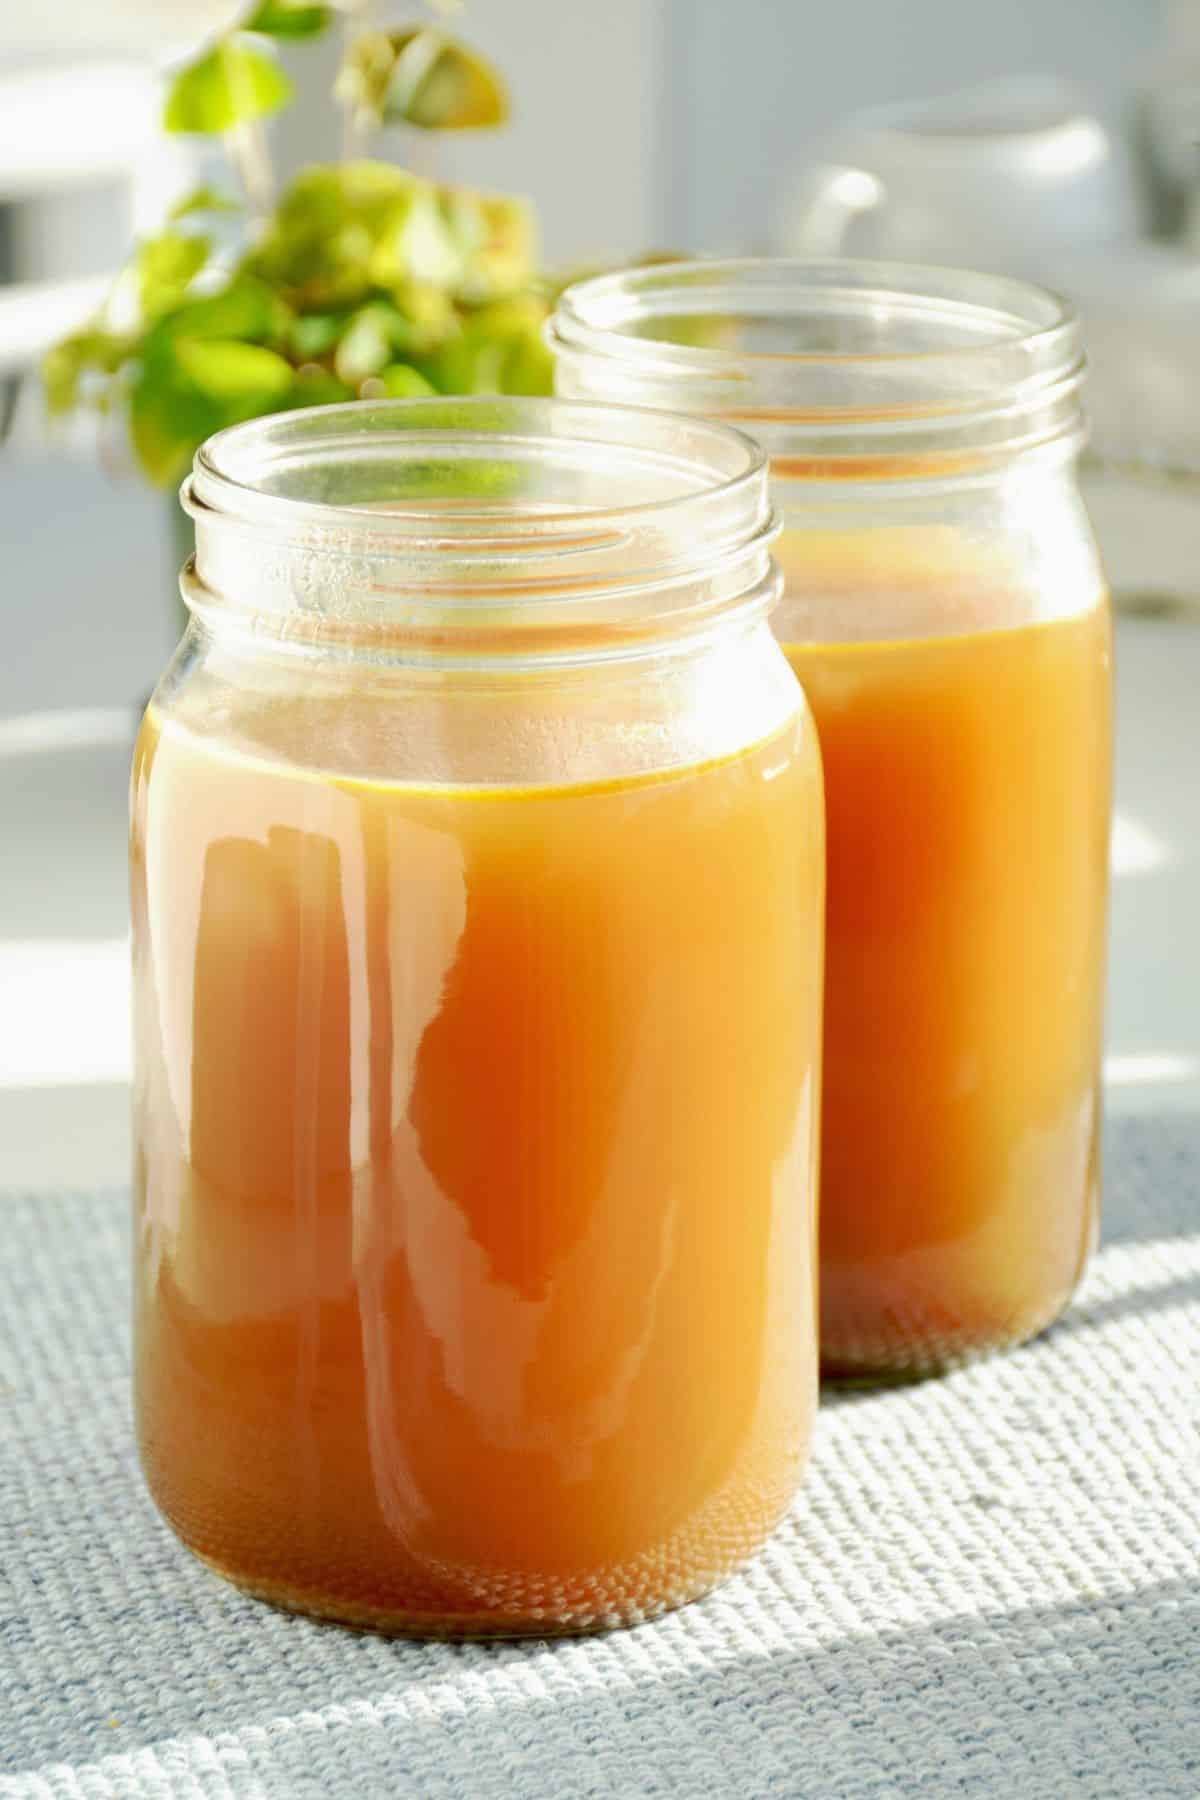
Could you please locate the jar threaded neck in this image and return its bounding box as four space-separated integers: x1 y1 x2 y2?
550 259 1085 477
181 396 780 663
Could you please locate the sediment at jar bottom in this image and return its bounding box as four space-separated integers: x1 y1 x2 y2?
130 701 823 1631
782 591 1111 1380
140 1400 802 1634
817 1217 1099 1383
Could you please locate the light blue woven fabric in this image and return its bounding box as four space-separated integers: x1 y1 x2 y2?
2 1115 1198 1799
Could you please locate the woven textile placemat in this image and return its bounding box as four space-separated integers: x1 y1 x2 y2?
2 1115 1198 1800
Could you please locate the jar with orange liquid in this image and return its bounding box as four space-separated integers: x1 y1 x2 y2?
553 261 1112 1380
130 397 824 1635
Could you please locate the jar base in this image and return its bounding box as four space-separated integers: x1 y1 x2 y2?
819 1282 1083 1387
183 1542 737 1641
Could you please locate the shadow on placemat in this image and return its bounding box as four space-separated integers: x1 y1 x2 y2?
1098 1110 1199 1245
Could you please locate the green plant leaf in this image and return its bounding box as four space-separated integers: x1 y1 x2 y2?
130 367 218 486
371 185 462 289
168 185 241 220
339 28 507 132
289 311 347 359
283 367 355 409
330 299 461 385
333 302 403 383
243 0 332 40
385 281 456 351
135 231 211 321
498 323 553 396
248 162 410 306
377 362 436 398
429 297 551 397
334 32 394 127
430 333 504 396
154 276 292 347
41 329 130 416
438 188 487 266
42 342 85 417
130 336 295 484
445 190 537 301
247 163 465 308
244 164 365 305
163 39 292 135
173 338 295 400
388 29 508 130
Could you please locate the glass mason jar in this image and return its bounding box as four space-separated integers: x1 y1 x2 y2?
552 261 1113 1380
130 397 824 1635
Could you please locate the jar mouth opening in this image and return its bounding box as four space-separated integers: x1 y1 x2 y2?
186 394 769 549
551 258 1083 427
180 397 781 656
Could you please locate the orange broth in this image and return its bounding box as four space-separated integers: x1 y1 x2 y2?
780 550 1111 1374
131 696 823 1631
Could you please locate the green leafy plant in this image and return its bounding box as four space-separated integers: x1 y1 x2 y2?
44 2 556 487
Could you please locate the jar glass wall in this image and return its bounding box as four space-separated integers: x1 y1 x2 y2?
130 397 824 1634
552 263 1113 1380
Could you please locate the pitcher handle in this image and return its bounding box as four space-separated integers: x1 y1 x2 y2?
781 162 887 256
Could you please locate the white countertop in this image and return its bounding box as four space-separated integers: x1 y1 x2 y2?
0 608 1196 1192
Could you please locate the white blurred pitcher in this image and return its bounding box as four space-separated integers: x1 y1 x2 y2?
780 75 1140 274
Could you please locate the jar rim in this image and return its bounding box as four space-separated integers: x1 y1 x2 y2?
179 396 782 659
550 260 1085 472
186 394 769 545
551 257 1077 385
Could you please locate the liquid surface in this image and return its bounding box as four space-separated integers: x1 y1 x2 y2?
131 699 824 1632
782 587 1111 1375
